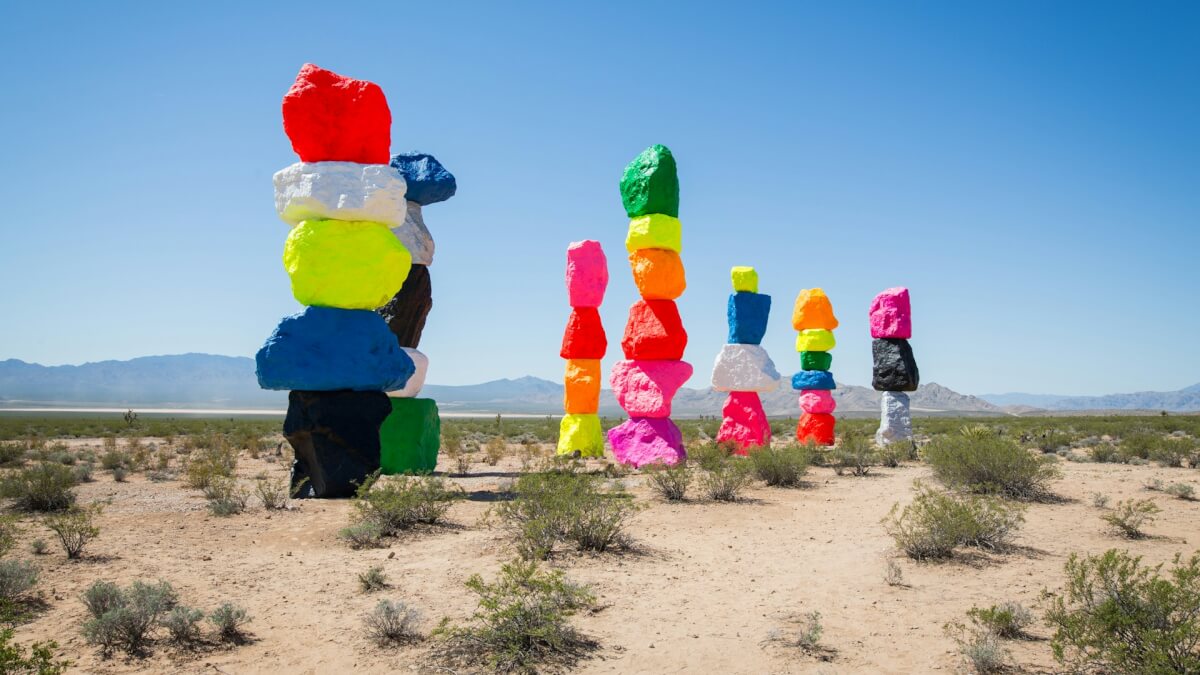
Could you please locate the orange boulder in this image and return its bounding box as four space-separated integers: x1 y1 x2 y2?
628 249 686 300
563 359 602 414
791 288 839 331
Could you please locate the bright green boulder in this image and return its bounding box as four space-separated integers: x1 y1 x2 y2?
800 351 832 371
379 397 440 474
283 219 412 310
620 144 679 218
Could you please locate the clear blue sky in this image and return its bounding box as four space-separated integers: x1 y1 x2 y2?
0 1 1196 396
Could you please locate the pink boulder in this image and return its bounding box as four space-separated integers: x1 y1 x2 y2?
607 417 685 467
798 389 836 414
869 287 912 339
717 391 771 454
565 240 608 308
610 360 693 418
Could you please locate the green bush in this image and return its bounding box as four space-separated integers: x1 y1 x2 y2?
699 456 754 501
82 579 178 656
1090 442 1122 463
183 444 238 489
832 431 875 476
1044 550 1200 673
0 463 77 511
749 445 810 487
351 474 461 536
0 628 69 674
364 599 422 646
644 462 692 500
209 602 251 642
44 504 101 559
255 477 289 509
1151 437 1195 468
204 477 250 516
923 428 1060 499
495 470 638 559
1102 499 1160 538
883 485 1025 560
338 521 385 550
432 559 594 672
159 606 204 645
0 560 38 605
358 565 388 593
0 443 25 467
966 602 1033 639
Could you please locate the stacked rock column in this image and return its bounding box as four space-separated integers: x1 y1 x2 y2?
607 145 692 467
556 240 609 456
377 154 457 474
791 289 839 446
870 287 919 446
711 266 781 453
258 64 416 497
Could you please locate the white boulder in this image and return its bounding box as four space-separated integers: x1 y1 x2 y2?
274 161 408 227
710 344 780 393
390 201 435 266
876 391 913 445
388 348 429 398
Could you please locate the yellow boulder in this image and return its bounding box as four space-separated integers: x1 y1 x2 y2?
730 266 758 293
625 214 682 253
795 329 836 352
556 413 605 457
791 288 839 330
283 219 412 310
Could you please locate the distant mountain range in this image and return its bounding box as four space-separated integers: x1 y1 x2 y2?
0 354 1195 415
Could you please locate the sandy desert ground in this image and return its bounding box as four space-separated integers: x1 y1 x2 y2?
7 437 1199 674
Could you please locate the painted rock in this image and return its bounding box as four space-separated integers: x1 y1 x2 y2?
388 348 428 398
274 162 407 227
791 288 839 331
870 287 912 339
389 152 457 206
560 307 607 359
380 397 441 474
284 219 411 310
717 391 771 453
795 329 836 352
391 201 435 266
711 344 781 392
256 306 415 391
284 390 390 498
610 359 694 418
282 64 391 165
628 248 686 300
564 359 603 414
621 299 687 360
620 144 679 218
792 370 836 390
607 417 685 467
565 240 608 308
727 292 771 345
800 351 832 371
730 266 758 293
796 412 836 447
556 413 605 457
378 264 432 349
876 391 913 446
625 214 682 253
872 338 920 392
798 389 836 414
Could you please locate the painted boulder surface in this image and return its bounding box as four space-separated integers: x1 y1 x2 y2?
388 348 429 398
563 358 603 414
560 307 608 359
282 63 391 164
274 161 408 227
256 306 415 392
872 338 920 392
625 214 682 253
620 143 680 218
379 397 441 474
798 389 837 414
795 329 836 352
796 412 836 446
283 219 412 310
711 344 781 393
727 292 771 345
558 240 609 456
621 299 687 360
792 370 836 390
799 350 833 372
391 202 435 266
565 240 609 308
876 391 913 446
390 152 457 206
869 287 912 339
607 417 685 467
285 390 391 498
556 413 605 457
610 359 694 418
628 248 686 300
730 266 758 293
378 264 433 350
718 390 771 453
791 288 839 331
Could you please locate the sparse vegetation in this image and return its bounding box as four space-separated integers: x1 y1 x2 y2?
0 463 77 512
749 444 811 487
0 560 39 605
924 425 1060 499
883 484 1024 560
495 469 638 559
884 559 905 587
358 565 388 593
1101 498 1161 538
645 461 692 500
946 620 1009 674
699 454 755 501
183 443 238 490
44 504 101 559
967 602 1034 639
209 603 251 643
255 477 289 509
364 599 422 646
349 474 461 538
832 430 875 476
159 606 204 645
204 477 250 516
0 628 69 674
82 579 178 656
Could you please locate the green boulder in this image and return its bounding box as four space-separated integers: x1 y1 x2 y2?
800 350 832 371
620 144 679 218
379 397 440 474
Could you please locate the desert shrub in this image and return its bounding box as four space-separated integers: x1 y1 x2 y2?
351 475 461 536
923 428 1060 500
0 628 69 674
0 463 77 511
749 444 810 487
72 463 94 483
338 521 385 549
1044 550 1200 673
1166 482 1196 501
183 444 237 490
111 466 127 482
1090 442 1122 463
645 462 692 500
81 579 177 656
689 442 734 472
765 611 827 655
884 559 905 586
495 470 638 559
967 602 1033 639
0 560 38 604
0 442 25 467
100 450 129 472
364 599 422 646
832 431 875 476
484 436 507 465
0 517 17 558
1090 492 1110 509
883 485 1025 560
159 606 203 645
1102 499 1160 538
209 603 251 642
44 504 101 559
433 559 594 672
204 477 249 516
358 565 388 593
1035 429 1072 453
30 539 47 556
255 477 289 509
946 621 1009 674
1152 437 1194 468
699 456 754 501
1120 432 1160 461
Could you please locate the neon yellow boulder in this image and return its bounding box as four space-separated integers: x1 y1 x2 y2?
556 413 605 457
795 329 836 352
283 219 411 310
625 214 682 253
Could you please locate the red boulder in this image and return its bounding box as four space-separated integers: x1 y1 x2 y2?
560 308 607 359
796 412 836 446
622 299 687 360
282 63 392 164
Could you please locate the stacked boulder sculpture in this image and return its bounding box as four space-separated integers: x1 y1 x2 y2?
607 145 692 467
258 64 452 497
557 241 609 457
871 287 919 446
711 266 780 453
791 289 839 446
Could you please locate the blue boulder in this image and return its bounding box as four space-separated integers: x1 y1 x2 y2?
257 306 415 391
791 370 836 390
727 292 771 344
390 152 457 206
